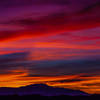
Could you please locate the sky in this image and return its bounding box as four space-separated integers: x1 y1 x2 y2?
0 0 100 94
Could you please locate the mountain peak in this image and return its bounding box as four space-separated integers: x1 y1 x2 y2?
0 84 89 96
21 84 49 88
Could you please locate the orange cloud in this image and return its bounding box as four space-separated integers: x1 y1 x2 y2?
0 41 100 49
0 69 100 94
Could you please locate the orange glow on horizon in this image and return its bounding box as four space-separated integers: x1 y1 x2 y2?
0 69 100 94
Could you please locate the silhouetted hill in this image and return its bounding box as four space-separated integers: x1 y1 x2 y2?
0 84 89 96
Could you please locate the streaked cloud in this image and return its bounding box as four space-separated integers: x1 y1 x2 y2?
0 0 100 94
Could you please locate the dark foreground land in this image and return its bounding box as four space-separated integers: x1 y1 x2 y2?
0 94 100 100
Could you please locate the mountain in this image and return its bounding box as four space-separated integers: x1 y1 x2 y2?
0 84 89 96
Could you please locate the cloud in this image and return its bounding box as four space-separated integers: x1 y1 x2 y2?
0 51 100 76
0 0 100 94
0 52 29 72
0 0 99 42
78 2 100 14
0 0 71 7
0 52 100 94
1 71 100 94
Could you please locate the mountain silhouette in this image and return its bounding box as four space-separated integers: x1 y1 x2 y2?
0 84 89 96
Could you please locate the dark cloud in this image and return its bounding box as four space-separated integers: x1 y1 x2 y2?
0 52 29 70
0 51 100 77
82 83 100 87
0 0 99 7
9 18 39 26
49 79 83 83
79 2 100 14
8 5 99 26
0 0 70 7
40 0 70 5
25 58 100 76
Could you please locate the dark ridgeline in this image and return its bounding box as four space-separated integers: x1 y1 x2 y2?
0 84 100 100
0 84 88 96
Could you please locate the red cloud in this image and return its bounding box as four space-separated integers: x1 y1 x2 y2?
0 6 100 42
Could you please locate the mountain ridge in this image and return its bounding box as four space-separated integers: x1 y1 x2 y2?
0 84 89 96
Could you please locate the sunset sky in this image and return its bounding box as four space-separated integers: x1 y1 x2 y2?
0 0 100 94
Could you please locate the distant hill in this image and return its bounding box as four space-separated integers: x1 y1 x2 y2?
0 84 89 96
